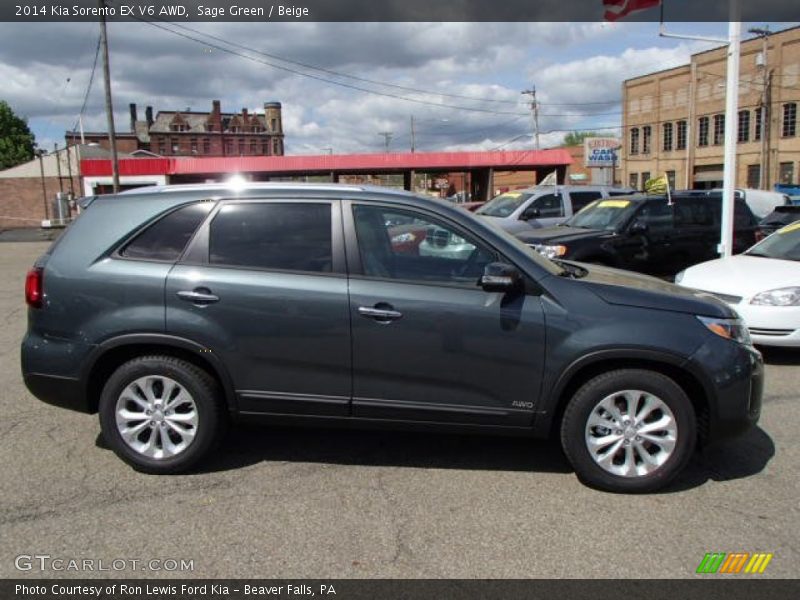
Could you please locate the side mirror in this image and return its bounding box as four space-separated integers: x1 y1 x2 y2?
520 208 540 221
629 219 648 234
479 262 522 293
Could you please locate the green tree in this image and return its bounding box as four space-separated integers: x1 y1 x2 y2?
562 131 600 147
0 101 36 170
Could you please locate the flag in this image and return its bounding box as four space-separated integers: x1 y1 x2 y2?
644 173 672 204
539 170 558 186
603 0 661 22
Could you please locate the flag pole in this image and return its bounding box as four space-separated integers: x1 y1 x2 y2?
666 173 673 205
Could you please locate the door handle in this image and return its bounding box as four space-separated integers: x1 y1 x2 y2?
358 305 403 323
177 289 220 305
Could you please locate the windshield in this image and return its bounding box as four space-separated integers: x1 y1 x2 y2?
476 192 532 217
746 222 800 261
566 198 638 230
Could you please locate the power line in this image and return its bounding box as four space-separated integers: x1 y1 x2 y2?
72 36 101 133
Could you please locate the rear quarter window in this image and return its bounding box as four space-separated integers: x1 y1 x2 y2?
120 202 214 261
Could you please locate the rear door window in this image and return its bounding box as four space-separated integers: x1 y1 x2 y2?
569 191 603 212
120 202 213 261
638 200 674 232
209 202 333 272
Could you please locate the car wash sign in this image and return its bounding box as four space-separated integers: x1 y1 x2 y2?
585 138 620 169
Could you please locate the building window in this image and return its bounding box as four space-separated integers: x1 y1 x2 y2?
780 162 795 185
676 120 687 150
225 139 233 155
270 118 277 132
666 170 676 190
629 173 639 189
713 114 725 145
642 126 651 154
629 127 640 155
754 107 763 141
698 116 709 147
782 103 797 137
250 140 258 154
663 123 673 151
263 141 270 155
273 139 281 155
641 172 651 186
238 138 245 155
158 139 166 155
737 110 750 143
203 138 210 154
171 137 179 154
190 138 198 154
747 165 761 188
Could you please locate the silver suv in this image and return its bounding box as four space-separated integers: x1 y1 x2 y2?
476 185 635 234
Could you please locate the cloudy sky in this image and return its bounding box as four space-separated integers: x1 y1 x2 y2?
0 20 794 155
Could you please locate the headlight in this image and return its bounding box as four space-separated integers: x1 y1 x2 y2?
391 232 416 244
697 315 751 345
532 244 567 259
750 287 800 306
674 270 685 284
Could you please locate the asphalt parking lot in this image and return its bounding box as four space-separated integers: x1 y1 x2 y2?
1 241 798 579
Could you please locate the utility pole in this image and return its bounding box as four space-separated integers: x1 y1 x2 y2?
54 143 64 194
521 86 540 150
99 0 120 193
35 149 49 221
749 26 772 189
378 131 393 152
410 116 416 153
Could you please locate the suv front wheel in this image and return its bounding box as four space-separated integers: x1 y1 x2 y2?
99 356 225 474
560 369 696 493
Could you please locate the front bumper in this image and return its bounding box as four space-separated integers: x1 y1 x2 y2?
687 339 763 444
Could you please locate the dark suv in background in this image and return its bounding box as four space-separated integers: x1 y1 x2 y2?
517 191 759 276
22 184 763 493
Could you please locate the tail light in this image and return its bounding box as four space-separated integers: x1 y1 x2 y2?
25 268 43 308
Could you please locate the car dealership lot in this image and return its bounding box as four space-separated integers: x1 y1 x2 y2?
1 241 798 578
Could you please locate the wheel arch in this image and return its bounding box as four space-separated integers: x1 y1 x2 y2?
82 334 237 414
536 350 713 445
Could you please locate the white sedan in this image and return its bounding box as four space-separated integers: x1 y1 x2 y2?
676 222 800 347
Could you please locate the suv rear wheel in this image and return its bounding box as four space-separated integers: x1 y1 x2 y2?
560 369 696 493
99 356 225 474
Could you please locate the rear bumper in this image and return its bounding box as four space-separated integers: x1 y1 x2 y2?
687 340 763 444
21 331 94 414
23 372 92 413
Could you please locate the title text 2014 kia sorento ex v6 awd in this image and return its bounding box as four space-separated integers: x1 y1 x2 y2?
21 183 764 493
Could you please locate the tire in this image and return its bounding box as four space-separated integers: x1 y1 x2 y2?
98 355 226 474
560 369 696 493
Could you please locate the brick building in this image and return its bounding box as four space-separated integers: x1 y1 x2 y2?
622 25 800 191
0 147 81 229
65 100 285 158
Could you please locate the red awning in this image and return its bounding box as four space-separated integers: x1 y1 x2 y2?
80 149 572 177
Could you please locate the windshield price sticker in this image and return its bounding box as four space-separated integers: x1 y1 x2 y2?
598 200 631 208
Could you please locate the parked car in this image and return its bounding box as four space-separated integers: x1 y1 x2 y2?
676 222 800 347
756 205 800 241
517 191 759 276
22 183 763 493
711 188 790 219
475 185 635 234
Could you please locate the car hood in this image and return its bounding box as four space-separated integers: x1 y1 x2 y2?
679 255 800 298
516 226 609 244
572 262 733 318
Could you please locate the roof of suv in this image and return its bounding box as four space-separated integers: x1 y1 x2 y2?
119 182 371 195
